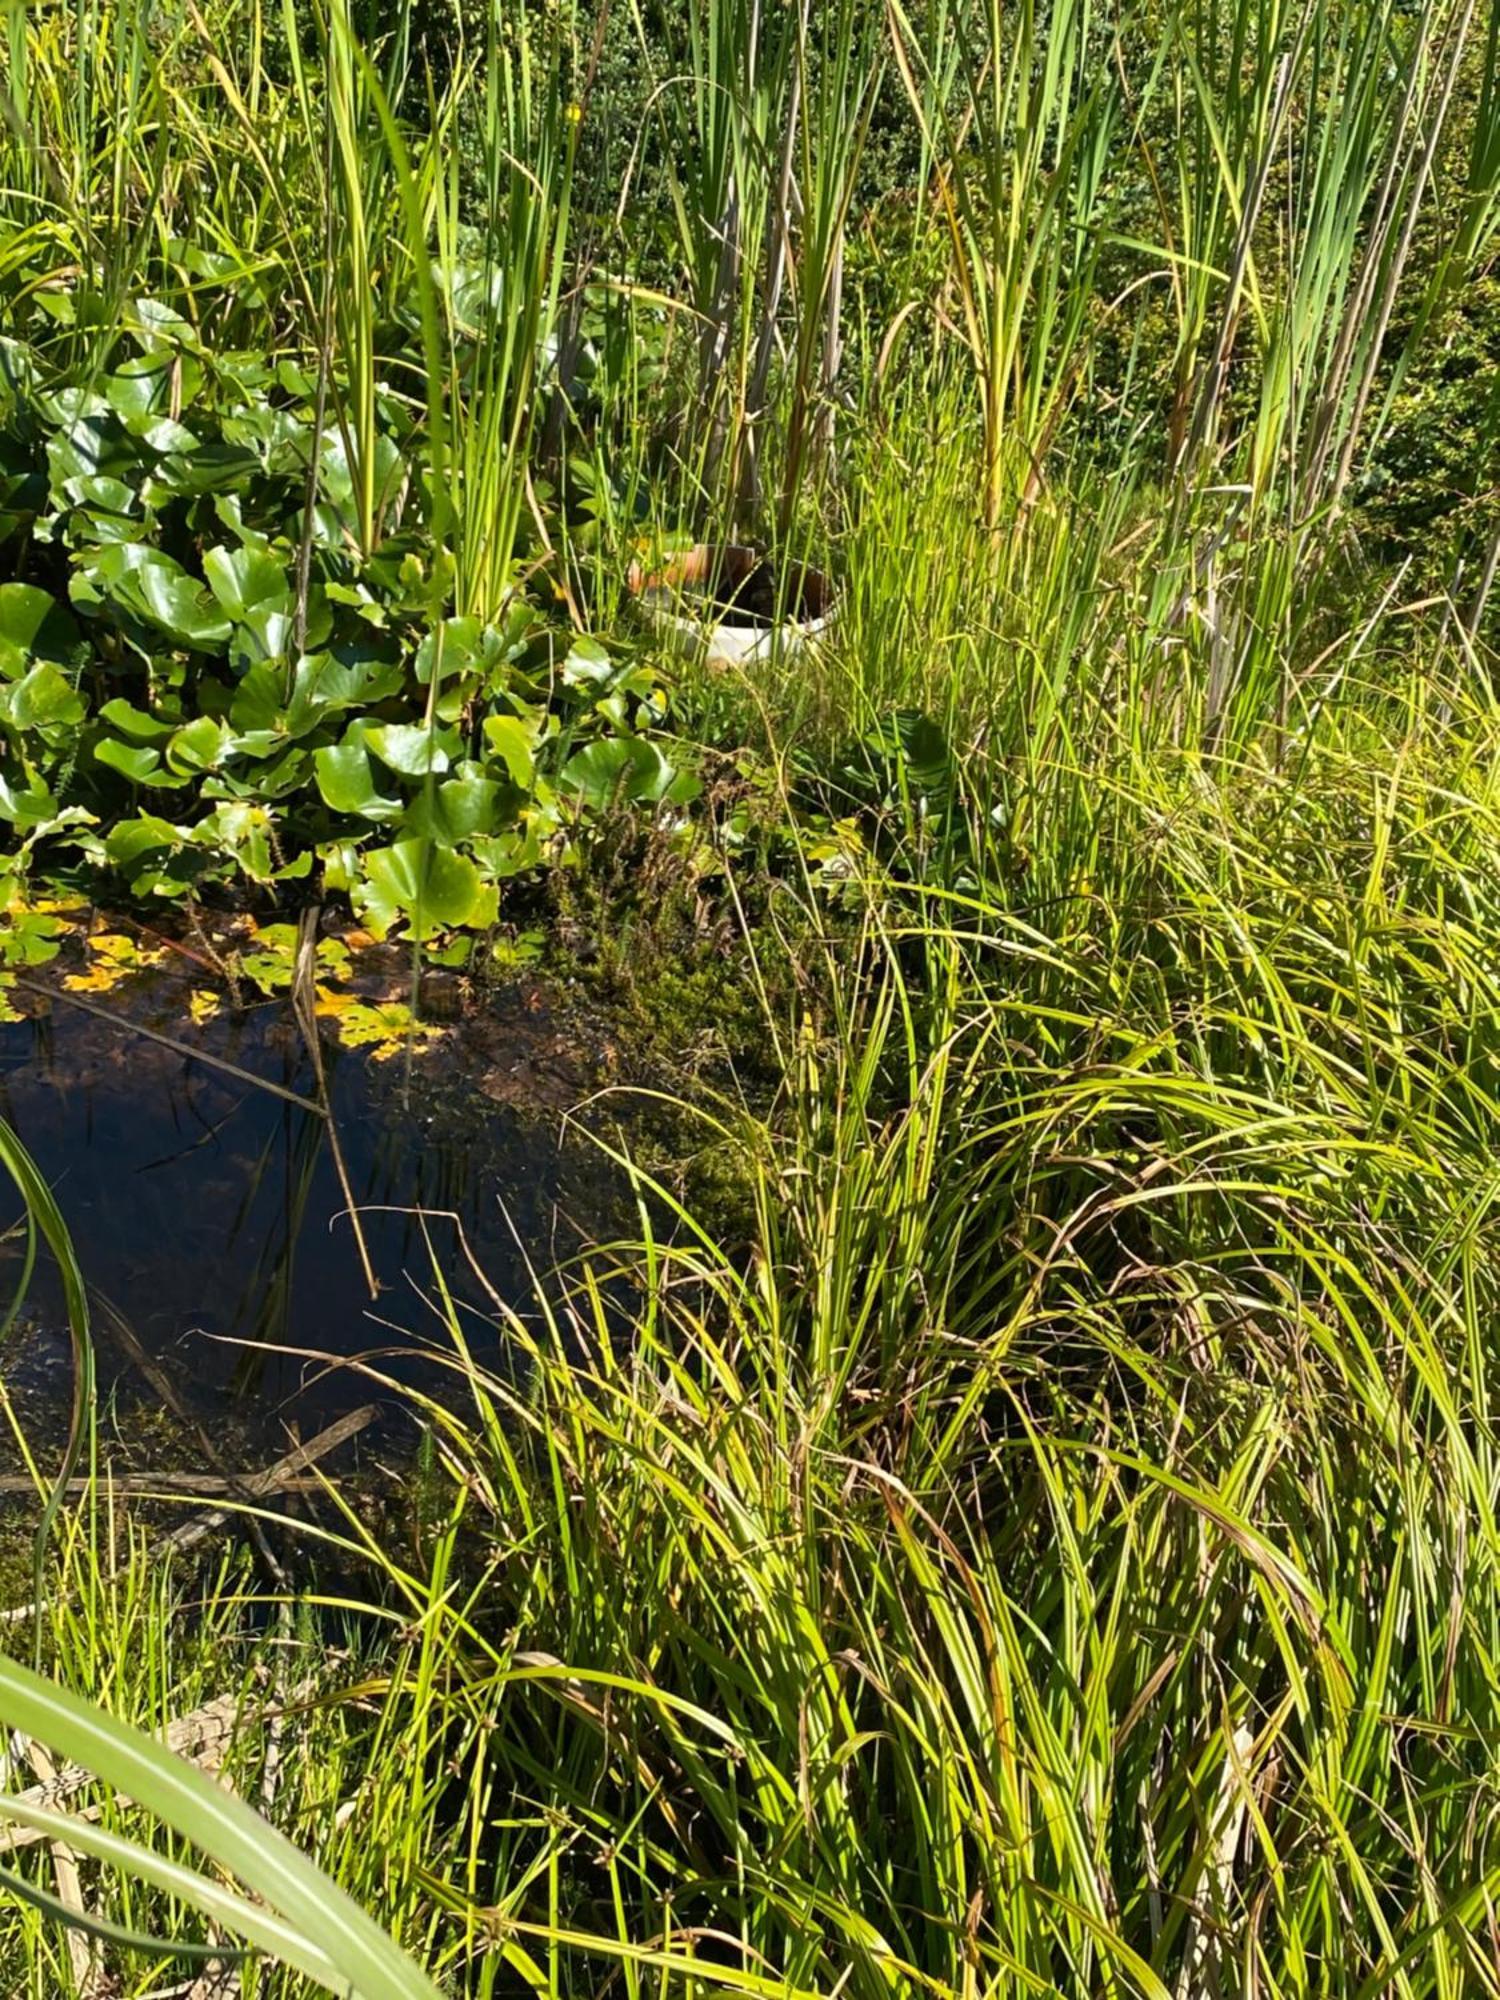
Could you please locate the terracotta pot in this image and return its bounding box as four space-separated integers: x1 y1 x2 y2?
626 542 835 670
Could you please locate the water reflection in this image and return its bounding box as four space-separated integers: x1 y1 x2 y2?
0 985 611 1431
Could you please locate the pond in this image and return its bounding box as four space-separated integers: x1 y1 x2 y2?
0 912 626 1467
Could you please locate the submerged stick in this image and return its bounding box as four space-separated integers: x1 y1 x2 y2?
10 977 325 1118
0 1406 377 1625
291 907 379 1300
92 1290 288 1589
0 1474 332 1496
153 1402 379 1559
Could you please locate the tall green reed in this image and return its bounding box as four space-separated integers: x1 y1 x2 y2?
627 0 790 519
437 0 582 621
887 0 1119 531
328 655 1500 1992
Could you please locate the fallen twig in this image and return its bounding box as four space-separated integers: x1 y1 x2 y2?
93 1290 288 1590
152 1403 379 1560
10 976 325 1118
0 1474 332 1496
0 1406 377 1625
0 1676 323 1857
19 1736 102 1994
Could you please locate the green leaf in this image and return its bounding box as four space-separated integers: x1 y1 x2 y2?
196 800 278 881
232 597 296 665
0 1652 444 1998
895 710 952 797
75 546 230 651
204 543 293 621
471 823 545 879
98 698 176 742
559 735 691 809
364 722 452 779
414 615 484 685
314 740 402 821
0 584 82 676
211 743 311 800
60 472 137 516
561 634 613 686
0 909 71 969
223 660 288 738
133 553 231 647
46 406 136 495
130 296 195 345
402 776 502 845
0 774 59 829
359 839 494 938
167 715 231 774
94 737 187 788
99 355 174 425
139 417 200 455
318 839 362 892
289 651 404 727
482 712 536 788
225 651 403 745
0 662 84 731
102 814 187 867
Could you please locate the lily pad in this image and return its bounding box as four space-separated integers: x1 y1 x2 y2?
0 584 83 675
559 734 697 810
313 739 402 821
359 838 495 938
0 661 85 731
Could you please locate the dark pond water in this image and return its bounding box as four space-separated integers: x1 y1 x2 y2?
0 958 624 1458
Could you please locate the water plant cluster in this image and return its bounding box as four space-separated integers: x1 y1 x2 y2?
3 0 1500 1994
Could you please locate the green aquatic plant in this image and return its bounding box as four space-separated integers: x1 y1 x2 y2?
305 621 1500 1993
0 1116 92 1674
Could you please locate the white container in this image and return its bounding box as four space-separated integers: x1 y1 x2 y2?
627 543 834 671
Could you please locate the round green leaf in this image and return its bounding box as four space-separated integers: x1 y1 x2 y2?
0 662 84 731
313 741 402 821
482 712 536 788
204 544 293 621
0 584 82 677
364 722 452 778
560 734 685 809
360 839 494 938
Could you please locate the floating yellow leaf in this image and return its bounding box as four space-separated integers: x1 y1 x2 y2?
240 923 350 996
63 930 166 994
188 987 223 1026
311 982 356 1021
313 984 439 1061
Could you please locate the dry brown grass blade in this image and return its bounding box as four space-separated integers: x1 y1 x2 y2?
20 1737 102 1995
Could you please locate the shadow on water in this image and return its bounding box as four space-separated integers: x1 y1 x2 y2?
0 971 627 1452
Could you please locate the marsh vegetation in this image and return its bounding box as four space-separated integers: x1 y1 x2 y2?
2 0 1500 1992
